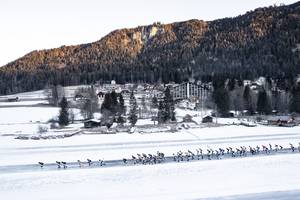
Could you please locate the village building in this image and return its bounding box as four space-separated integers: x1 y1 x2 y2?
202 115 213 123
267 116 296 127
182 114 194 123
84 119 101 128
171 82 211 102
74 94 85 101
7 97 19 102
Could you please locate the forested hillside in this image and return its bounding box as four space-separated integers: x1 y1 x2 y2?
0 2 299 94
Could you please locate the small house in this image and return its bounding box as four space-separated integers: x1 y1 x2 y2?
202 115 213 123
121 89 131 96
183 114 193 123
74 94 84 101
267 116 295 126
7 97 19 102
84 119 101 128
97 91 105 98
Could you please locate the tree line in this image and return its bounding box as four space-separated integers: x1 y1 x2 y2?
54 86 176 128
211 75 300 117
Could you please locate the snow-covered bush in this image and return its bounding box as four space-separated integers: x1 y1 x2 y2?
50 122 60 129
37 125 48 134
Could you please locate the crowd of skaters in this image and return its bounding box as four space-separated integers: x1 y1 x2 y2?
38 158 106 168
38 142 300 168
123 151 165 165
171 142 300 162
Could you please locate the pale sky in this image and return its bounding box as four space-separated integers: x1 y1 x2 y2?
0 0 298 66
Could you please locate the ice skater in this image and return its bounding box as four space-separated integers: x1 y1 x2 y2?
38 162 44 168
56 161 61 168
99 159 105 166
274 144 279 152
77 160 83 167
290 143 295 152
61 161 67 169
87 159 92 166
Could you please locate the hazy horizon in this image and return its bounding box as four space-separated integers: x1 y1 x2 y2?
0 0 298 66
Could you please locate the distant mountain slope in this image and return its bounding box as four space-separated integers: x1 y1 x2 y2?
0 2 299 94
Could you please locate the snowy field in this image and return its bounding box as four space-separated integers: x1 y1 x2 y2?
1 124 300 200
1 90 300 199
0 85 84 101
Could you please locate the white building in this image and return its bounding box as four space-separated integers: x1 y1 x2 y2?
171 82 211 102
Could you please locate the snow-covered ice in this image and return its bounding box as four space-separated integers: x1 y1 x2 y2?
1 154 300 200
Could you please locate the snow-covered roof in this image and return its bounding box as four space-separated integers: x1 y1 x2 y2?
267 116 292 121
202 115 213 119
84 119 100 123
255 77 266 86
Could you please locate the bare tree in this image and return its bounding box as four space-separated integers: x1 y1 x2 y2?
76 86 99 119
230 86 244 115
140 95 148 118
45 85 65 106
69 108 76 123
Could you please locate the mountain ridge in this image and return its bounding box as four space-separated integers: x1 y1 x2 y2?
0 2 299 94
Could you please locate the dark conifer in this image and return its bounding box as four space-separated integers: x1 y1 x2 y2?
212 77 230 117
128 91 138 126
151 96 159 109
164 87 176 122
118 93 126 115
243 85 254 115
289 82 300 113
257 89 272 115
58 97 69 126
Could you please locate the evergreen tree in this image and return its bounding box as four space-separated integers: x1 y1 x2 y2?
101 93 113 116
212 77 230 117
243 85 254 115
151 96 159 109
237 77 244 87
157 87 176 123
228 78 235 91
265 77 273 90
214 87 230 117
128 91 138 126
164 87 176 122
141 95 148 118
118 93 126 115
157 101 166 124
257 89 272 115
101 90 123 118
116 114 126 126
110 90 119 114
289 82 300 113
58 97 69 126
